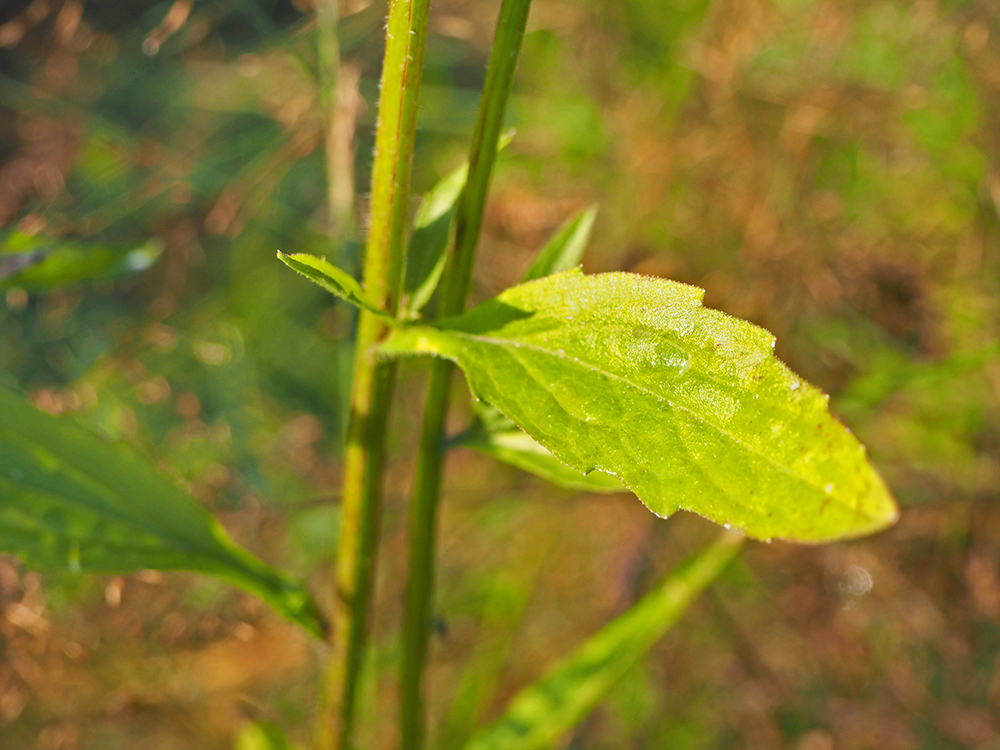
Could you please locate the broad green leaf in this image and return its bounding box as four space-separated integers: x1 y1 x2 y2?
404 162 468 316
0 230 162 289
277 251 394 323
522 204 597 282
462 532 745 750
451 405 622 493
0 387 325 638
381 269 898 543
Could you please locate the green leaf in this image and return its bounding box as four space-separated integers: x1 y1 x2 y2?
403 131 515 317
381 269 898 543
277 251 394 323
234 722 304 750
0 387 325 639
522 205 597 282
451 405 622 493
461 532 745 750
404 162 468 316
0 230 162 289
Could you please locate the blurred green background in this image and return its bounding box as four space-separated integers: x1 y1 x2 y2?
1 0 999 748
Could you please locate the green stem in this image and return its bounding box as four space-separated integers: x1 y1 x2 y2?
400 1 534 747
316 0 431 748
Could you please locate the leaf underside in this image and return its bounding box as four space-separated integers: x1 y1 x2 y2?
452 406 622 493
382 269 898 543
0 387 324 638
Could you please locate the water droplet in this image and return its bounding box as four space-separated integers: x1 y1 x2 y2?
825 483 834 494
723 522 731 529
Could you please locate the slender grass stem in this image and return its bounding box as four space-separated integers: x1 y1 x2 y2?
316 0 358 238
316 0 431 748
400 1 534 747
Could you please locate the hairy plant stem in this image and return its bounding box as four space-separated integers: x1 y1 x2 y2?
400 1 534 747
316 0 431 748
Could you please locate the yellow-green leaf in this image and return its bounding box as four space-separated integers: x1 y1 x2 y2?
277 251 394 323
382 269 898 543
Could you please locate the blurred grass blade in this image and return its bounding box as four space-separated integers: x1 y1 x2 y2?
451 404 621 493
461 531 746 750
234 722 304 750
0 230 162 289
521 204 597 282
277 251 395 323
382 269 899 543
0 386 325 639
404 132 515 318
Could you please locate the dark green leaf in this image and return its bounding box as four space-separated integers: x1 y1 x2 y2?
381 269 899 543
462 532 745 750
522 205 597 282
0 230 162 289
277 251 394 322
0 387 325 638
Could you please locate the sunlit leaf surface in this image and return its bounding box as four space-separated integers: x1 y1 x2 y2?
0 387 324 638
383 269 898 542
521 204 597 282
277 251 393 322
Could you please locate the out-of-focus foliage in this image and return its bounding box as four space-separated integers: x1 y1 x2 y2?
0 229 162 289
0 0 999 748
0 386 324 637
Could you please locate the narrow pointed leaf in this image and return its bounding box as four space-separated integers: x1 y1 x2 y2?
462 532 745 750
381 269 898 543
0 387 325 638
403 131 515 317
522 204 597 282
277 251 394 323
451 406 622 493
404 162 468 316
235 722 304 750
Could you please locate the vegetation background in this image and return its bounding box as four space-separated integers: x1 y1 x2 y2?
1 0 999 748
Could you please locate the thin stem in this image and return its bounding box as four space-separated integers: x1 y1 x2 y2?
399 1 534 747
316 0 358 238
316 0 431 748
